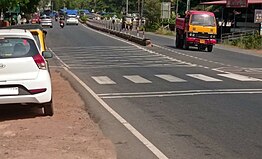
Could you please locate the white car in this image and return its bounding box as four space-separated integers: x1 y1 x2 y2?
0 29 53 116
66 15 79 25
40 15 53 28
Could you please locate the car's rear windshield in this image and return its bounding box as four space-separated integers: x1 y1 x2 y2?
0 38 39 59
190 14 216 27
67 15 77 18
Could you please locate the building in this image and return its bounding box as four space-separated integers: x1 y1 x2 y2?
200 0 262 34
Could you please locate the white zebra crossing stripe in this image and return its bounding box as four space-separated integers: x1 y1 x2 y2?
92 76 116 84
218 73 262 81
187 74 222 82
124 75 152 83
155 75 187 82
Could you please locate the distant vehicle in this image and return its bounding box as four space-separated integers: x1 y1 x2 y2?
175 10 217 52
0 29 53 116
60 21 65 28
59 15 65 21
40 15 53 28
66 15 79 25
42 9 52 17
31 14 40 24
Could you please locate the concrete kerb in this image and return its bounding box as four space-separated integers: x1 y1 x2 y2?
82 20 152 47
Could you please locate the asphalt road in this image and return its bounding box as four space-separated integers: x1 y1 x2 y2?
46 22 262 159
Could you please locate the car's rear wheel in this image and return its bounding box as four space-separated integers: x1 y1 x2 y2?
43 100 54 116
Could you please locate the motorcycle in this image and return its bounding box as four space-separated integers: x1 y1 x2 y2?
60 21 64 28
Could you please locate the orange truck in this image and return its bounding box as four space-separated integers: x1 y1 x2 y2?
175 10 217 52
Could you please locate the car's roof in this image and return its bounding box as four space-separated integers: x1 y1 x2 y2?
0 29 34 39
2 24 44 31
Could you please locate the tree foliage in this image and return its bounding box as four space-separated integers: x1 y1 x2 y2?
0 0 40 13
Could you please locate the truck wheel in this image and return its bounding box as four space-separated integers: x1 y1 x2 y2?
207 45 213 52
176 34 180 48
43 100 54 116
183 40 189 50
198 45 206 51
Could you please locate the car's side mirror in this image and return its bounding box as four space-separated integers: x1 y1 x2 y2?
42 51 53 59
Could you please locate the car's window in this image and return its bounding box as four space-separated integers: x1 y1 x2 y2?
0 38 38 58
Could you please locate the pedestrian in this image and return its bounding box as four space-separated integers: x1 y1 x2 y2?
17 14 21 25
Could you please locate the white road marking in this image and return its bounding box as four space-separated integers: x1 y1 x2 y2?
218 73 262 81
81 23 194 67
67 64 183 69
49 48 70 68
92 76 116 84
81 23 262 84
98 89 262 99
155 75 186 82
124 75 152 83
153 44 228 68
187 74 222 82
63 66 168 159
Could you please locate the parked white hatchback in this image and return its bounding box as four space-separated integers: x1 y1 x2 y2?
0 29 53 116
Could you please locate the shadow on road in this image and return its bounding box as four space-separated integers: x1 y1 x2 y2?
164 45 201 52
0 104 44 122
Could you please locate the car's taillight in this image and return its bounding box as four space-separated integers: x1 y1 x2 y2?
29 88 47 94
33 54 46 70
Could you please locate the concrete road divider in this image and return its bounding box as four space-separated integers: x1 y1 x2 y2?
82 20 152 47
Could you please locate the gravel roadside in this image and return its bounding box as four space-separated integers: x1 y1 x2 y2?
0 69 116 159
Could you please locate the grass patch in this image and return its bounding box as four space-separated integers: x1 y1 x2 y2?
155 27 175 36
223 33 262 50
80 15 88 23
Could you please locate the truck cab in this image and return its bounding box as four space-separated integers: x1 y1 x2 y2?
176 10 217 52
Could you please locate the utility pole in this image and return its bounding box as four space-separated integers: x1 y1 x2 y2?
141 0 144 17
174 0 179 46
186 0 190 11
126 0 128 15
138 0 140 16
94 0 97 12
175 0 178 19
138 0 141 27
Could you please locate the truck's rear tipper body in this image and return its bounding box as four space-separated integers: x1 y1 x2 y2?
176 10 217 52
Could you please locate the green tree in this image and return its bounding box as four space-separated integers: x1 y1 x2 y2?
0 0 40 13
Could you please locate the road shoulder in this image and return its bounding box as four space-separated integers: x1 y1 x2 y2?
0 68 116 159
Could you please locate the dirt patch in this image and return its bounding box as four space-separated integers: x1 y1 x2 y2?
0 69 116 159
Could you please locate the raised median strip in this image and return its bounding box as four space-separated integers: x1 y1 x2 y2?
80 19 152 47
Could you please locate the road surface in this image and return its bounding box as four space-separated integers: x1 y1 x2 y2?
46 22 262 159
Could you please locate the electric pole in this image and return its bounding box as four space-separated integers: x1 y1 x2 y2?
174 0 179 46
141 0 144 17
126 0 128 15
186 0 190 11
